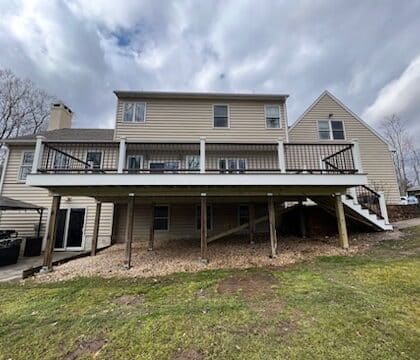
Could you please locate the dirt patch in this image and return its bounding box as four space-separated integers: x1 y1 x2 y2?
64 337 106 360
112 294 144 307
275 319 297 337
171 348 204 360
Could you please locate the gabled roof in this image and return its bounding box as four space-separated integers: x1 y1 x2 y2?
3 128 115 144
289 90 392 149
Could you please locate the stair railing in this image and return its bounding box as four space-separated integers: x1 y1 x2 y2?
348 185 383 219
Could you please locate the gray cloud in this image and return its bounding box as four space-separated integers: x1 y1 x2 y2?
0 0 419 143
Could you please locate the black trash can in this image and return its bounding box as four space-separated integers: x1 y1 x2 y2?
24 236 43 257
0 239 22 266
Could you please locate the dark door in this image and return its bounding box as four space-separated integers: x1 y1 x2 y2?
54 209 67 249
66 209 85 248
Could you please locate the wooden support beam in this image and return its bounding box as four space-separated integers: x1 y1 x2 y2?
200 193 208 263
148 204 154 251
268 194 278 258
299 201 306 238
334 194 349 249
42 194 61 271
124 193 135 269
249 204 255 244
91 201 102 256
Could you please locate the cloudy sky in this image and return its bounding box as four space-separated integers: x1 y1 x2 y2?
0 0 419 141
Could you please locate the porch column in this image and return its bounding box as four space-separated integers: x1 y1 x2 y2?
378 191 390 225
200 193 208 263
148 203 154 251
124 193 135 269
268 193 278 258
200 137 206 173
118 136 127 173
334 194 349 249
299 201 306 238
91 201 102 256
351 139 363 173
42 194 61 271
32 135 45 174
278 139 286 173
249 204 255 244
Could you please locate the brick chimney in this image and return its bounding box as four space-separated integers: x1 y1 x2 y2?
48 103 73 131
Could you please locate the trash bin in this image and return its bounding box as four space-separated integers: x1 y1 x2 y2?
24 236 43 257
0 238 22 266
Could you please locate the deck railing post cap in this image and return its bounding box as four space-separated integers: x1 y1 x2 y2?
267 193 273 197
201 193 207 197
120 136 127 140
128 193 135 197
200 136 206 140
36 135 46 140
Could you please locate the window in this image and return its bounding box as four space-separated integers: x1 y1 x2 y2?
218 159 246 173
127 155 143 172
196 205 213 230
53 152 70 169
18 151 34 181
123 102 146 123
149 161 180 173
154 205 169 230
318 120 345 140
86 151 102 169
186 155 200 171
238 205 250 225
213 105 229 128
265 105 281 128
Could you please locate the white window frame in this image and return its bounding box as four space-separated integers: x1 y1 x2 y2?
126 155 144 171
264 104 282 129
153 205 170 231
213 104 230 129
85 150 103 169
238 205 250 226
218 158 247 173
195 204 213 231
148 160 181 173
53 207 87 251
185 155 200 171
17 150 34 182
317 119 346 140
122 101 147 123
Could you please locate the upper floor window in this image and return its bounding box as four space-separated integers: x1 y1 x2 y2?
318 120 345 140
19 151 34 181
265 105 281 128
219 159 246 173
127 155 143 173
123 102 146 123
54 152 70 169
213 105 229 128
186 155 200 171
86 151 102 169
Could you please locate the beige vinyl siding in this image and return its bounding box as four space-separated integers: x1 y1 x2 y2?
0 145 114 250
289 93 400 204
114 98 287 142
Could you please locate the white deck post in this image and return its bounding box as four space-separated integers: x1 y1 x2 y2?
378 191 390 225
118 136 127 174
278 139 286 173
200 136 206 174
351 139 363 173
349 187 358 204
32 135 45 174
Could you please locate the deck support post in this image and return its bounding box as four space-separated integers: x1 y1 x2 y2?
124 193 135 269
118 136 126 173
334 194 349 249
200 137 206 173
249 204 255 244
378 191 390 225
200 193 208 263
91 201 102 256
42 194 61 272
268 193 278 258
299 201 306 238
148 204 154 251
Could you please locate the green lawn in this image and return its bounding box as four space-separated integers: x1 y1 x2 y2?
1 228 419 360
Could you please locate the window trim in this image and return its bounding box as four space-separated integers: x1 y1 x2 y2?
195 204 213 231
153 205 170 231
317 119 346 140
264 104 282 129
126 154 144 172
185 155 200 171
218 158 247 173
85 150 103 169
122 101 147 124
212 104 230 129
148 160 181 173
238 204 250 226
17 150 34 182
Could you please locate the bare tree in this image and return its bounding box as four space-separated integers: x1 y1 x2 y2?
380 115 414 194
0 69 55 140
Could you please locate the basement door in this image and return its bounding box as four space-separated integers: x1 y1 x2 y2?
54 208 86 251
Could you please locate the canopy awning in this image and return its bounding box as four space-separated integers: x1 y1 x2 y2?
0 196 43 211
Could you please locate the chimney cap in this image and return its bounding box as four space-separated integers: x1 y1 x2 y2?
52 102 73 114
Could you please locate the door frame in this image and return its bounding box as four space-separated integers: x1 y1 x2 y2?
53 207 87 251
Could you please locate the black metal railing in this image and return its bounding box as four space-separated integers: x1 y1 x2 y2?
350 185 383 218
284 143 356 174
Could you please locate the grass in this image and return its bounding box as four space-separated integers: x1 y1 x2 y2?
1 228 419 359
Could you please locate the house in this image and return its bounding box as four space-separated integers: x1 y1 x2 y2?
0 90 399 270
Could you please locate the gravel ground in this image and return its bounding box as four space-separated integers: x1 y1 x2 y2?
33 230 402 283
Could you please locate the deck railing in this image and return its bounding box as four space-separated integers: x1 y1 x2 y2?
32 138 361 175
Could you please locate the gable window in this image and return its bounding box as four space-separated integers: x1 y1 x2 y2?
123 102 146 123
86 151 102 169
127 155 143 173
196 205 213 230
154 205 169 230
265 105 281 128
219 159 246 173
213 105 229 128
238 205 250 225
318 120 345 140
186 155 200 171
18 151 34 181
